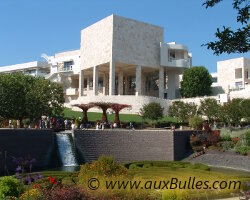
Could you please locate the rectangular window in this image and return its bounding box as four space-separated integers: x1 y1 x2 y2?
235 81 242 88
64 61 73 71
235 68 242 79
212 77 217 83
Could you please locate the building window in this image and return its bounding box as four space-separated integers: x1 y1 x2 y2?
235 68 242 79
169 51 175 61
64 61 73 71
235 81 242 88
212 77 217 83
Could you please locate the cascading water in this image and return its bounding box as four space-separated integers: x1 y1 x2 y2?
56 133 78 167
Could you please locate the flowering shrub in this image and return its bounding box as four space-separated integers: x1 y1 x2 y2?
42 186 83 200
207 131 220 146
190 130 220 152
232 137 239 144
19 188 41 200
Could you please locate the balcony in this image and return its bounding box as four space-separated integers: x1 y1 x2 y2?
66 88 79 96
160 42 191 68
167 58 190 68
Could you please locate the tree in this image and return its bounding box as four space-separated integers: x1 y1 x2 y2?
241 98 250 122
109 103 131 127
74 103 94 127
0 73 64 123
199 98 220 123
168 101 198 123
180 66 213 98
202 0 249 55
140 102 163 126
224 98 244 126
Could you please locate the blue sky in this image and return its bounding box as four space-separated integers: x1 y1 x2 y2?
0 0 249 72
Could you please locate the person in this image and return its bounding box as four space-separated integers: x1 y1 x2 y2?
64 119 67 129
129 121 133 129
80 123 84 130
113 122 117 129
96 122 99 130
9 119 12 128
44 117 48 129
17 120 20 129
213 121 217 130
71 122 75 130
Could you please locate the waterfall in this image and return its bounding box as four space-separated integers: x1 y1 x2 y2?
56 133 78 166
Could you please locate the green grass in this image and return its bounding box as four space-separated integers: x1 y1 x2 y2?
63 107 177 124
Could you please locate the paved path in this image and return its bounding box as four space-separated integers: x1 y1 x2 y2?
184 151 250 172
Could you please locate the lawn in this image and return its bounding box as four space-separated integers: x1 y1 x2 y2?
40 161 250 200
63 107 177 124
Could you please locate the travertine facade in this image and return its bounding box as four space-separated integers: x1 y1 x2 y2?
75 14 192 113
217 57 250 93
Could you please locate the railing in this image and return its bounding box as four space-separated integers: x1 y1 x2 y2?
66 88 79 96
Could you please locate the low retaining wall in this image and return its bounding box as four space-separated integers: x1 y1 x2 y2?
0 129 59 175
74 130 192 163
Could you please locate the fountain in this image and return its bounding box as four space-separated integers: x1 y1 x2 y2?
56 133 78 167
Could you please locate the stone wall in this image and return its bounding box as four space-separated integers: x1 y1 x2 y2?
0 129 59 175
112 15 164 67
70 95 171 114
74 130 192 163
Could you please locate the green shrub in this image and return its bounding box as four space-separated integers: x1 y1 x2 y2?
129 163 140 170
78 156 127 185
220 134 232 141
219 141 234 151
0 176 21 198
189 117 204 130
245 130 250 146
236 146 249 155
143 163 153 168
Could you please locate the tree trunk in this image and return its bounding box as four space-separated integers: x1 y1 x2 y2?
114 112 120 127
82 110 88 127
102 109 108 124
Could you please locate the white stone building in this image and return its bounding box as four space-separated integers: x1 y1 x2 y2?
211 57 250 101
74 14 192 113
0 61 50 77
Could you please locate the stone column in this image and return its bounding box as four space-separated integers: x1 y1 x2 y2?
159 67 164 99
118 72 124 95
79 69 84 97
109 60 115 95
87 77 90 91
124 76 129 95
93 66 98 96
167 70 179 100
136 65 141 96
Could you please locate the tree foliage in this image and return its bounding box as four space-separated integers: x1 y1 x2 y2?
0 73 64 120
180 66 213 98
202 0 249 55
168 101 197 123
140 102 163 122
199 98 220 122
